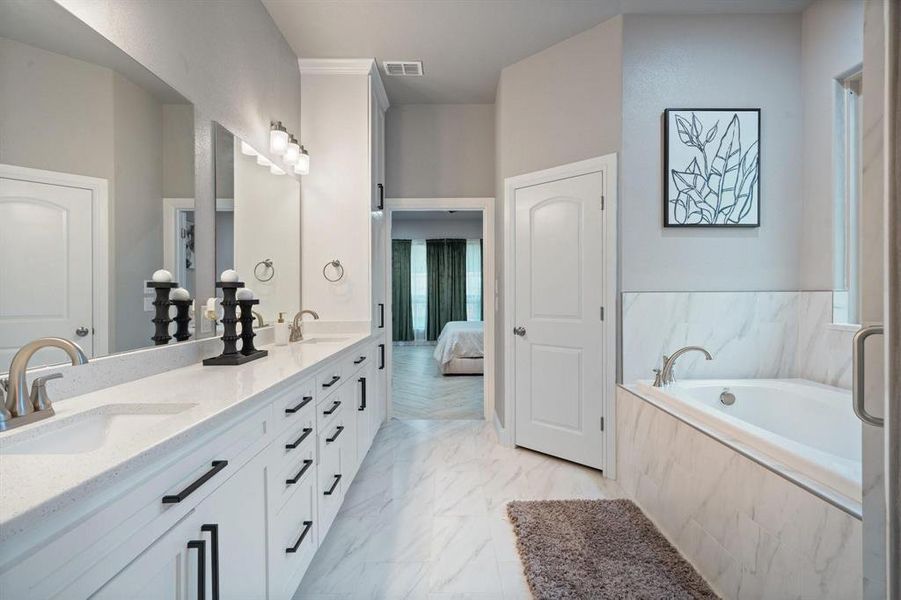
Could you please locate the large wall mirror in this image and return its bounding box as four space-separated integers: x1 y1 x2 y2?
0 1 196 371
213 123 301 326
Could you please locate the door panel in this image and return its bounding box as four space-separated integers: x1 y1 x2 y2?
513 171 606 469
0 176 94 366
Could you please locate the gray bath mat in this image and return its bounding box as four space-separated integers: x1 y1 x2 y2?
506 499 718 600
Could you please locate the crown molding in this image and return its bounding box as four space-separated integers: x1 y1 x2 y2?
298 58 390 110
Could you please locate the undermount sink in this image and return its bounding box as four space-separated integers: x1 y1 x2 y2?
0 403 196 455
298 336 350 345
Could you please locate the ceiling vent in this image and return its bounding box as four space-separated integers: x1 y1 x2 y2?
383 61 423 76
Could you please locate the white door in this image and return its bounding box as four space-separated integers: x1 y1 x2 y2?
0 176 94 368
513 171 607 469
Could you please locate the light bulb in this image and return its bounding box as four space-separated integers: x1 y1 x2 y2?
294 146 310 175
284 136 300 165
256 154 271 167
269 121 289 155
240 141 257 156
270 164 285 175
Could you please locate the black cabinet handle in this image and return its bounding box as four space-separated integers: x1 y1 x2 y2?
378 304 384 329
322 375 340 388
354 356 366 365
326 425 344 443
201 524 219 600
285 427 313 450
323 400 341 415
162 460 228 504
358 377 367 411
286 521 314 553
377 183 384 210
187 539 206 600
379 343 385 370
324 474 342 495
286 459 313 485
285 396 313 414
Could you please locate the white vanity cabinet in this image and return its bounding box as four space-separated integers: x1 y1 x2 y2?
0 337 388 600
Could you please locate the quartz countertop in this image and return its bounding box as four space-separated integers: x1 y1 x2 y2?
0 333 371 545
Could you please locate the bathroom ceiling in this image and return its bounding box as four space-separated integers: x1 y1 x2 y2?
262 0 812 105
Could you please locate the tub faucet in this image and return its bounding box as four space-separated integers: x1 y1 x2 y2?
655 346 713 387
290 310 320 342
1 337 89 431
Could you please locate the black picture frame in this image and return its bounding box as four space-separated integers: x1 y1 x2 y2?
663 108 761 228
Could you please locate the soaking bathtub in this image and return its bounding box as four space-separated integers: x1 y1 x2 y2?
635 378 862 503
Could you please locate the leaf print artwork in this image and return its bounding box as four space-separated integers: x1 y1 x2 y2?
664 109 760 227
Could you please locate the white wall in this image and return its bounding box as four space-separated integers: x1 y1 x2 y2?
233 145 300 324
56 0 302 318
493 15 623 424
386 104 494 198
392 213 483 240
620 13 803 292
799 0 864 290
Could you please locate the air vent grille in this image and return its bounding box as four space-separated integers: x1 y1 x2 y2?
383 61 423 76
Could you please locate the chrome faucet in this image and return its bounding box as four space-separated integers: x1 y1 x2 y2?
653 346 713 387
290 310 320 342
252 310 265 328
1 337 89 431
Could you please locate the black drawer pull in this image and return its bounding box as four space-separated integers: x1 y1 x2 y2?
324 474 342 495
379 343 385 370
323 400 341 415
354 356 366 365
162 460 228 504
326 425 345 443
285 427 313 450
286 459 313 485
285 396 313 414
286 521 314 553
358 377 367 411
322 375 340 388
378 303 384 328
377 183 384 210
201 524 220 600
187 539 206 600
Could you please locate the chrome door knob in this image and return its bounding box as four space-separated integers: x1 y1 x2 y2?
513 326 526 337
75 327 89 337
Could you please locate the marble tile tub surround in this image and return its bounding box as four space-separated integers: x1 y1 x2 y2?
622 290 854 387
617 386 862 599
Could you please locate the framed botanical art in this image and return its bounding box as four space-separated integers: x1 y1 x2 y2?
663 108 760 227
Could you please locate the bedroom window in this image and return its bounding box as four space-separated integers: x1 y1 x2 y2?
411 239 428 340
465 239 483 321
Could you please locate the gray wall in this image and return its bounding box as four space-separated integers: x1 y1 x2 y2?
386 104 495 198
620 13 803 292
56 0 302 319
391 213 483 240
493 16 624 424
162 103 195 198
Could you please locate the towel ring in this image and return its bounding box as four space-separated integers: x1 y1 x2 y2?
254 259 275 282
322 259 344 282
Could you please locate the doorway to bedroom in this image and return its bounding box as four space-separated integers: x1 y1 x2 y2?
385 200 494 421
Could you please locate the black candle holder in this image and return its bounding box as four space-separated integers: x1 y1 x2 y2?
146 282 176 345
238 299 267 360
203 281 267 366
172 299 193 342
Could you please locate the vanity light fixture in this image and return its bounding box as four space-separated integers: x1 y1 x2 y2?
270 121 289 155
294 145 310 175
240 141 257 156
270 164 285 176
284 135 300 165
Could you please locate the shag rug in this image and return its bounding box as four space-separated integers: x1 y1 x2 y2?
506 499 718 600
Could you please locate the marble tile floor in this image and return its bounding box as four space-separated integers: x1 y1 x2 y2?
392 345 484 420
295 418 624 600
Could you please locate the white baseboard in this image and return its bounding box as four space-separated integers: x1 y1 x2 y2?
493 411 513 447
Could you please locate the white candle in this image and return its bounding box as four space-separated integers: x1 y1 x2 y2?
236 288 255 301
152 269 173 283
220 269 239 282
171 287 190 301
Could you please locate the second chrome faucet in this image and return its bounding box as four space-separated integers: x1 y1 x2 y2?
652 345 713 387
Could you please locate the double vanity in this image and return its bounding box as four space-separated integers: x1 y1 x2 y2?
0 331 387 599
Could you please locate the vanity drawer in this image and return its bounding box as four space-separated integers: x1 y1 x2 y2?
271 422 317 512
343 348 370 377
269 476 317 600
316 434 345 536
317 380 350 433
315 362 346 398
275 377 316 434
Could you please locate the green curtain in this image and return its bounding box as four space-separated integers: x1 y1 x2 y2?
426 238 467 341
392 239 414 342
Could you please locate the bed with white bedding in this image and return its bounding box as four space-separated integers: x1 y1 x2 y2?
433 321 484 375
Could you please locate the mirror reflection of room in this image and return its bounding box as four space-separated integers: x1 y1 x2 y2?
0 5 195 370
